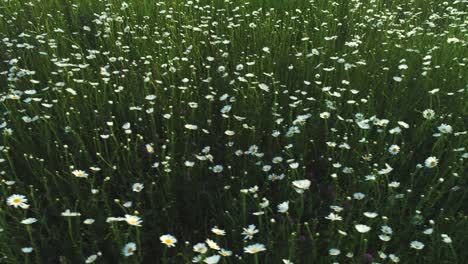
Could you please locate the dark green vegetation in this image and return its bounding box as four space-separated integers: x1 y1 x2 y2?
0 0 466 263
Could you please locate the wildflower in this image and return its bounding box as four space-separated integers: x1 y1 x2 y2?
422 109 435 120
85 254 98 263
83 218 95 225
21 218 37 225
242 224 259 240
106 217 126 223
72 170 88 178
205 239 220 250
320 112 331 119
381 226 393 234
389 254 400 263
61 209 81 217
122 242 137 256
225 130 235 136
211 227 226 236
203 255 221 264
244 243 266 254
378 163 393 175
125 215 142 227
329 248 341 256
145 144 154 153
437 124 453 134
423 228 433 235
212 165 223 173
7 194 29 209
160 234 177 247
193 243 207 254
289 162 299 169
355 224 371 233
363 212 378 218
424 156 438 168
21 247 33 253
132 183 144 192
292 179 311 193
185 124 198 130
192 255 203 263
441 234 452 244
185 161 195 167
277 201 289 213
410 241 425 250
353 192 366 200
388 145 400 155
325 213 343 221
219 249 232 257
379 235 391 241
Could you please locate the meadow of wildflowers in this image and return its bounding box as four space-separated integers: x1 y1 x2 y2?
0 0 466 263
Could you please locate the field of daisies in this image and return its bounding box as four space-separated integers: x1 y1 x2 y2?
0 0 467 263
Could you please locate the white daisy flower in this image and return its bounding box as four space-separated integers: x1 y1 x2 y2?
160 234 177 247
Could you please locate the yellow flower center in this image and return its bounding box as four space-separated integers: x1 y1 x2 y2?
165 239 172 244
13 198 21 204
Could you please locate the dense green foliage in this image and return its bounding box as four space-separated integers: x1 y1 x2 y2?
0 0 466 263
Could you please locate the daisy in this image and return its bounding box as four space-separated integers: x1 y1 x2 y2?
379 235 391 241
355 224 371 233
441 234 452 244
203 255 221 264
378 163 393 175
388 145 400 155
205 239 220 250
122 242 136 256
244 243 266 254
212 165 223 173
437 124 453 134
381 226 393 234
125 215 142 227
132 183 144 192
72 170 88 178
277 201 289 213
160 234 177 247
83 218 95 225
193 243 207 254
242 224 259 240
7 194 29 209
21 247 33 253
224 130 235 136
85 254 98 263
219 249 232 257
353 192 366 200
292 179 311 193
389 254 400 263
185 124 198 130
61 209 81 217
410 241 425 250
422 109 435 120
424 156 438 168
145 144 154 153
325 213 343 221
363 212 378 218
329 248 341 256
21 218 37 225
211 227 226 236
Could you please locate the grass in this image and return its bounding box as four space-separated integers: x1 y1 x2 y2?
0 0 466 263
